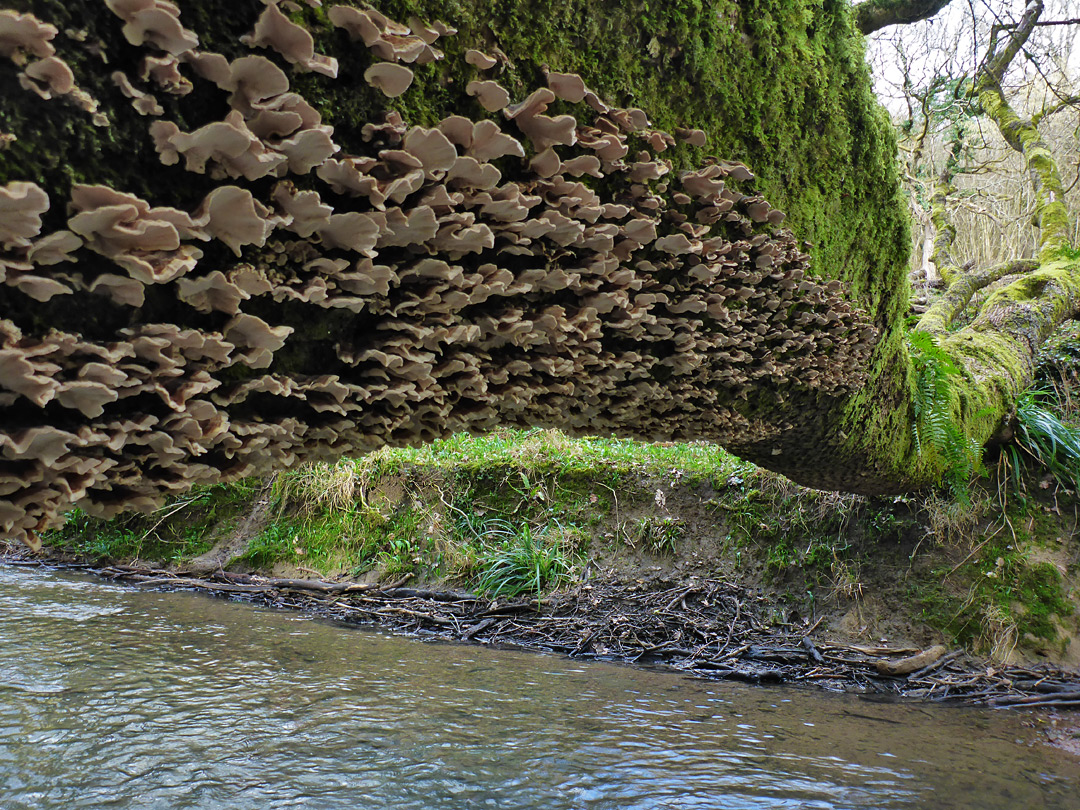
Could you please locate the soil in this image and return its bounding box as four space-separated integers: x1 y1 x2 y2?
184 481 276 575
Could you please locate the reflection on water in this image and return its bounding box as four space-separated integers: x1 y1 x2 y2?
0 565 1077 809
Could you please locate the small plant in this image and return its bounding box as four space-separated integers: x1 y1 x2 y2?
979 603 1018 664
1008 388 1080 490
377 532 421 575
623 515 684 553
476 523 571 597
372 503 428 575
830 559 864 601
923 492 985 546
907 330 984 490
763 536 797 569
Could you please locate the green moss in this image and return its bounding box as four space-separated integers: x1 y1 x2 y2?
1013 562 1072 640
43 480 256 563
915 525 1073 651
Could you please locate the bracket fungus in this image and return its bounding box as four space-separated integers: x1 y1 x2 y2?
198 186 277 256
105 0 200 55
18 55 74 99
0 2 882 548
464 49 497 69
0 182 49 249
363 62 414 97
0 10 57 64
243 2 338 77
112 70 164 116
466 80 510 112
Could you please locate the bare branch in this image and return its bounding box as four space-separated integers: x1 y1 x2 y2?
1021 17 1080 27
856 0 957 35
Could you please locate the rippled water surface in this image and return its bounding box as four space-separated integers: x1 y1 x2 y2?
2 565 1079 809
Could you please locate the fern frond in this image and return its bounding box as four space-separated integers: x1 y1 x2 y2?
906 330 983 490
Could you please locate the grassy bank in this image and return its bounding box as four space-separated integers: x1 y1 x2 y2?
36 428 1080 667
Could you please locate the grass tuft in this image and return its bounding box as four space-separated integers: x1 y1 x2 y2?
1011 389 1080 489
475 522 572 597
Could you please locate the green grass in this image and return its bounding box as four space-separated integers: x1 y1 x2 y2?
475 522 573 598
237 481 429 576
622 515 685 554
385 427 755 485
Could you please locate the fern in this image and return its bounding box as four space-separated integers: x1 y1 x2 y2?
907 331 983 490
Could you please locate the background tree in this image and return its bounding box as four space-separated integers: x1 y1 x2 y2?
863 0 1079 483
865 0 1079 288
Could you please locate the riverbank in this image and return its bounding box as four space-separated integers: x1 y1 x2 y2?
9 428 1080 702
3 555 1080 709
33 430 1080 663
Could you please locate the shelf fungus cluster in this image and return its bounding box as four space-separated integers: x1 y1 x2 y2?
0 2 879 547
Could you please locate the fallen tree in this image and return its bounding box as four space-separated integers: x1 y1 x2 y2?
0 0 1075 546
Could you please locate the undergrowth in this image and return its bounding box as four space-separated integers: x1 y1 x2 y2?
43 481 254 563
1006 388 1080 491
917 532 1073 658
907 330 985 492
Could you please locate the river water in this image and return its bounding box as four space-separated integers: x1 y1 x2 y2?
1 565 1078 809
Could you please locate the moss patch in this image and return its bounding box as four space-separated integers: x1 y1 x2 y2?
43 480 256 564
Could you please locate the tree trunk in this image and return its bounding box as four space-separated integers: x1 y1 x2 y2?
0 0 1069 546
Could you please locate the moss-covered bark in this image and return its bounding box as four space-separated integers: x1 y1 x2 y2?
0 0 1069 541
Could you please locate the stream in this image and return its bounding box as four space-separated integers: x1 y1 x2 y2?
2 564 1078 809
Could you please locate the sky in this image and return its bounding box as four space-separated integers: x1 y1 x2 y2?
862 0 1079 119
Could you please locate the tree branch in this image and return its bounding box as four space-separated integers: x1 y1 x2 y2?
928 146 961 284
1031 95 1080 127
982 0 1043 87
918 259 1038 334
976 0 1071 258
856 0 956 35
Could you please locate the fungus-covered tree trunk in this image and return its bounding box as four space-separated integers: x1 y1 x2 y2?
0 0 1073 547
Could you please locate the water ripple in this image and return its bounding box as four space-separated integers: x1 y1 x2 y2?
1 565 1078 810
